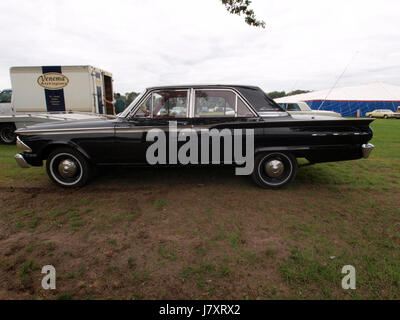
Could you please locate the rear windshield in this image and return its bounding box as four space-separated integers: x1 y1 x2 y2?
235 86 283 112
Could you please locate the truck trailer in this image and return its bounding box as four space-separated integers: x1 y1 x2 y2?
0 65 115 144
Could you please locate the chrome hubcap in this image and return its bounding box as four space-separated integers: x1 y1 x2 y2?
264 159 284 178
58 159 77 178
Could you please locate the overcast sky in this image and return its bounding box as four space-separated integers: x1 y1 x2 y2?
0 0 399 94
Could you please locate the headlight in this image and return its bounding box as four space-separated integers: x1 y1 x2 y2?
16 136 32 153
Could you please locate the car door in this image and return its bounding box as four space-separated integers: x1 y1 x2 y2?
190 88 258 165
114 89 191 164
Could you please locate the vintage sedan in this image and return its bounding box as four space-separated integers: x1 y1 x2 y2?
365 109 400 119
14 85 374 188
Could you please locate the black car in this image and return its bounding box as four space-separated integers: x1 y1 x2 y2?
14 85 374 188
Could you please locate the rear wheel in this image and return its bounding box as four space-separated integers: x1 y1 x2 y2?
46 148 92 188
0 124 16 144
251 152 298 189
383 115 388 119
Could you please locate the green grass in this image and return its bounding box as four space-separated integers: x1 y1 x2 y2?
20 260 40 285
0 145 45 182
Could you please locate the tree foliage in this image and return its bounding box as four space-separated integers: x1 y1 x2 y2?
221 0 265 28
267 91 286 99
267 90 311 99
121 92 139 106
287 90 311 96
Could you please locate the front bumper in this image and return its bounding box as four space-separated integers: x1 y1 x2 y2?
361 143 374 158
15 153 30 168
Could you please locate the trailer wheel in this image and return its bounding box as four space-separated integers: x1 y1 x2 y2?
251 152 298 189
0 124 16 144
46 148 92 188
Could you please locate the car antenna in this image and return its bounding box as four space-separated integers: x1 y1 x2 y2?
318 51 359 110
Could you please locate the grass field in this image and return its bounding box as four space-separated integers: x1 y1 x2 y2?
0 119 399 299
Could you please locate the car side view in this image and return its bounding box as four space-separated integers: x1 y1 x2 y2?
365 109 400 119
14 85 375 188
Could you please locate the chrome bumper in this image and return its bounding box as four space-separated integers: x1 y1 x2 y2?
362 143 374 159
15 154 30 168
16 136 32 153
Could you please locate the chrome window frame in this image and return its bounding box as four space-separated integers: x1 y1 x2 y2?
128 89 190 119
125 87 258 120
193 88 257 118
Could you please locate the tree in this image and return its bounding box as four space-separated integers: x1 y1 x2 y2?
220 0 265 28
266 91 286 99
267 90 311 99
122 91 139 106
286 90 311 96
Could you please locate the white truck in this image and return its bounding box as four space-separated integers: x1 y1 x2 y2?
0 65 115 144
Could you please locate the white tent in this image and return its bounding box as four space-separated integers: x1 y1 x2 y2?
275 82 400 116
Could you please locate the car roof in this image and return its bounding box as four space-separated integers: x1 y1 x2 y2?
146 84 260 91
143 84 283 113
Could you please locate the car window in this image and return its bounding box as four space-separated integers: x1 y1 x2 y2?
195 89 254 118
237 97 255 117
195 90 235 117
133 96 152 118
286 103 301 111
0 91 11 103
152 90 188 118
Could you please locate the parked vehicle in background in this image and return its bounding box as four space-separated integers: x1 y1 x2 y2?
276 101 342 118
0 89 12 114
365 109 400 119
0 65 115 144
15 84 374 189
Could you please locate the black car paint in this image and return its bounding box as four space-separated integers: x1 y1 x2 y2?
15 85 374 168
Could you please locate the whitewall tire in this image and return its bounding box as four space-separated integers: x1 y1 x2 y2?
46 148 91 188
251 152 298 189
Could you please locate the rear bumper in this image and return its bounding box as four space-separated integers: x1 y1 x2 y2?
361 143 374 158
15 153 30 168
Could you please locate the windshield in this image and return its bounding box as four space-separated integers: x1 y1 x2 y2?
118 90 146 118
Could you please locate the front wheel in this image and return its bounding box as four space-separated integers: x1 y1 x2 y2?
383 115 388 119
251 152 298 189
46 148 92 188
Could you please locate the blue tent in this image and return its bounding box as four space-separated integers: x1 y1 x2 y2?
275 82 400 117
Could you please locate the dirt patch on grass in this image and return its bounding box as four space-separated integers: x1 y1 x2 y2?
0 164 399 299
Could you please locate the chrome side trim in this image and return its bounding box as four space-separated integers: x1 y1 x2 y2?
16 136 32 152
361 143 374 158
311 133 327 137
258 111 289 117
14 154 30 168
16 127 115 135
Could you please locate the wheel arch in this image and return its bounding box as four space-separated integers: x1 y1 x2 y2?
0 122 16 129
41 142 92 163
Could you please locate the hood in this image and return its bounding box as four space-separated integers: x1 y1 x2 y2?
15 117 117 134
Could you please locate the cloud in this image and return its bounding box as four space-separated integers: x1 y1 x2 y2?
0 0 399 94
